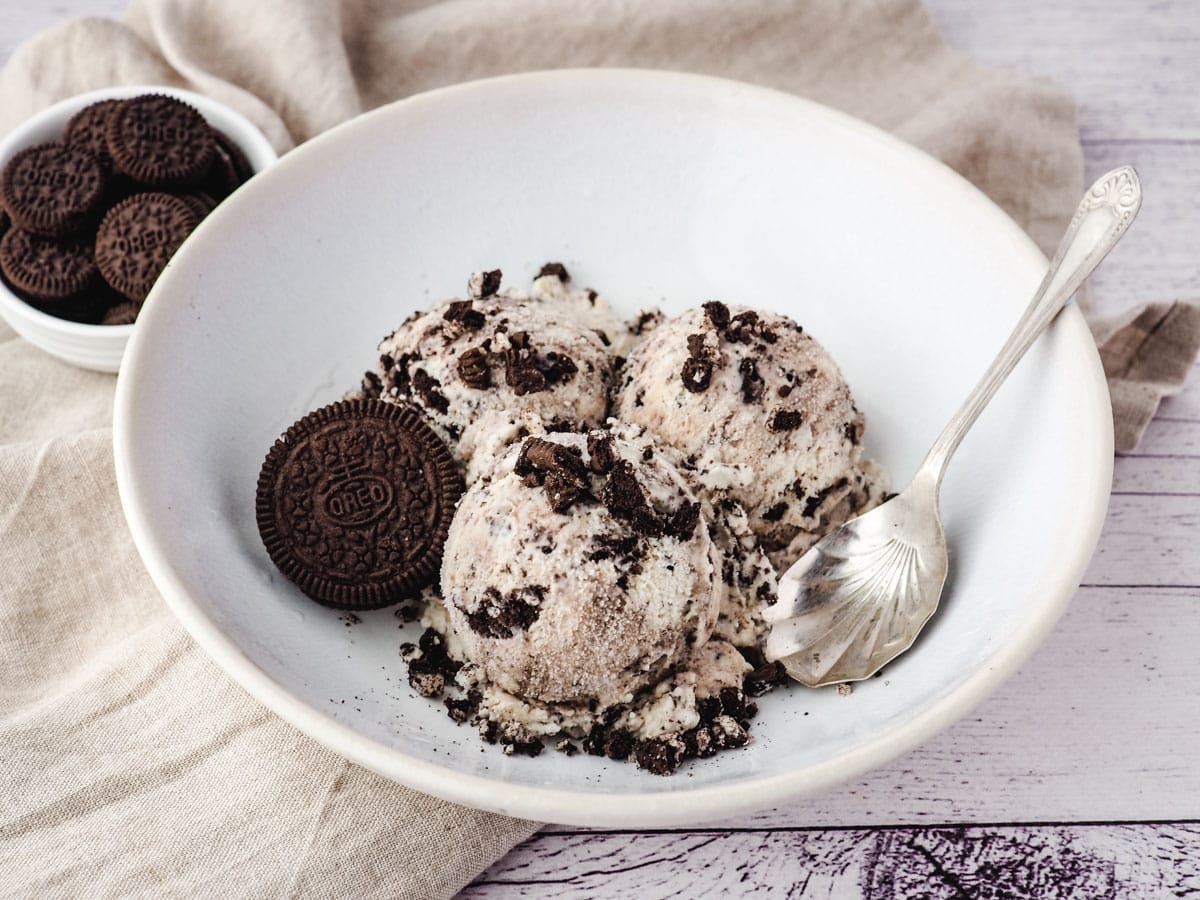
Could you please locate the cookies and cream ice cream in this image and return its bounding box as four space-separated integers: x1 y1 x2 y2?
353 268 887 773
440 429 720 709
615 301 886 568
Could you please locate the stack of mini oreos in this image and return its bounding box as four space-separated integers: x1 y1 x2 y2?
0 94 253 325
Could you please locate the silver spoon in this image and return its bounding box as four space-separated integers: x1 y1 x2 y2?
762 166 1142 687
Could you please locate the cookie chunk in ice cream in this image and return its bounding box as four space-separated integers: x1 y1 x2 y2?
439 430 723 710
614 301 886 568
369 269 618 482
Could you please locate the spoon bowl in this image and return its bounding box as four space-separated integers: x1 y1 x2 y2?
765 473 946 686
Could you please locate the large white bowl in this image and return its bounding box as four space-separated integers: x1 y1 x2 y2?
0 85 277 372
113 70 1112 827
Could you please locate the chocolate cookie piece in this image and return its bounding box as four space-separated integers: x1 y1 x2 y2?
214 129 253 182
44 283 124 324
95 192 200 301
0 227 97 301
106 94 215 186
100 299 142 325
537 262 570 282
178 192 216 221
200 140 240 200
64 99 122 169
201 130 251 200
256 399 464 609
0 142 106 237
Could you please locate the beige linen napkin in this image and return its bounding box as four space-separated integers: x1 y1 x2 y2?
1 1 1195 897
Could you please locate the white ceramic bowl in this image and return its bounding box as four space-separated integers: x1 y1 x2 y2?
113 70 1112 827
0 85 277 373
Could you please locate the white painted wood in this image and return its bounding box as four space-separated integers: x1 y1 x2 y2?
1082 142 1200 319
0 1 1196 896
1113 451 1200 494
465 825 1200 898
1087 495 1200 585
925 0 1200 143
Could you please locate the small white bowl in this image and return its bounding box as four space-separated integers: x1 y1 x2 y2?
0 85 278 373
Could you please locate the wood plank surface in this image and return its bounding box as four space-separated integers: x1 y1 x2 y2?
0 1 1195 897
463 825 1200 898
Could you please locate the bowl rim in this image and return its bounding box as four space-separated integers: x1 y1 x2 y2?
0 84 278 344
113 68 1114 827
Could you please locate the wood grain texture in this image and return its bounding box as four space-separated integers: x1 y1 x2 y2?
465 825 1200 898
1081 142 1200 318
925 0 1200 143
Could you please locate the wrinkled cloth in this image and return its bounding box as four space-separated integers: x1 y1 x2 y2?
1 1 1193 897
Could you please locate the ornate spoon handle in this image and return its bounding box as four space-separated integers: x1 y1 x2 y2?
918 166 1142 488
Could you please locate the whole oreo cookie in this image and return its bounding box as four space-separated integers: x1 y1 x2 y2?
0 227 97 301
64 99 122 169
0 142 106 237
106 94 214 186
95 192 199 301
256 400 464 609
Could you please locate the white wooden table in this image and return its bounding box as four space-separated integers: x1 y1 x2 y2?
4 1 1196 895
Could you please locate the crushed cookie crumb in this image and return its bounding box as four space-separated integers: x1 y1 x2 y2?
361 370 382 398
537 261 570 282
464 585 547 639
456 346 492 389
411 368 450 413
738 357 763 403
603 460 662 536
702 300 730 330
479 269 502 297
443 299 486 330
769 409 803 431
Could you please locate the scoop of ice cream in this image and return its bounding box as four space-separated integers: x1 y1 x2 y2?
614 302 886 568
439 429 723 709
372 270 616 481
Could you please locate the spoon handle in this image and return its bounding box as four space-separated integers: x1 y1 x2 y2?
917 166 1142 487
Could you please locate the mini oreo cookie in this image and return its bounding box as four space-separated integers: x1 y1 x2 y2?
0 142 106 237
256 399 464 609
201 131 251 200
29 283 120 324
95 192 200 301
100 299 142 325
178 192 216 220
0 227 97 301
64 99 122 169
215 130 253 182
106 94 214 186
